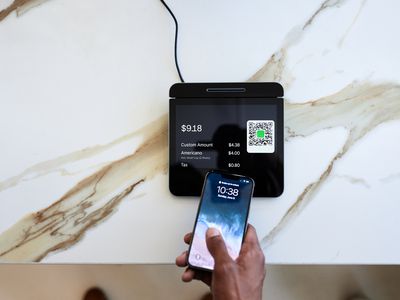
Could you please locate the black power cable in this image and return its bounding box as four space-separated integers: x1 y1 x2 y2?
159 0 185 83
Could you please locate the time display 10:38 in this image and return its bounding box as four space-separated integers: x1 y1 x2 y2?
217 185 239 197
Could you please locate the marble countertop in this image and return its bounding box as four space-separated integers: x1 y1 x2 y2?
0 0 399 263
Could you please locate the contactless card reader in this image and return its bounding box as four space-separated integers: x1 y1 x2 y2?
169 83 284 197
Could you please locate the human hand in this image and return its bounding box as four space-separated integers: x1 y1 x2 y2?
176 224 266 300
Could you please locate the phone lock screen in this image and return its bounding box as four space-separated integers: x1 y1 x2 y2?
188 171 254 271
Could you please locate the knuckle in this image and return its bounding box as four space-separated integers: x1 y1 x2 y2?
248 248 265 263
258 250 266 264
215 261 235 274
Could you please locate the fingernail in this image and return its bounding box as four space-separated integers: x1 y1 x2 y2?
207 227 220 238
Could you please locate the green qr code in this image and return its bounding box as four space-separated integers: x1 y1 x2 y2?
246 120 275 154
248 121 273 146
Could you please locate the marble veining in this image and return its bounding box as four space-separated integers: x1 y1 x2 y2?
0 116 167 262
249 0 353 88
333 174 371 188
1 80 398 261
262 82 400 248
0 0 399 262
0 0 48 21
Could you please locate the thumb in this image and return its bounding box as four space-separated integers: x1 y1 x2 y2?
206 228 232 264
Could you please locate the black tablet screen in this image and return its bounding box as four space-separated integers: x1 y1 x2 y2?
169 98 283 197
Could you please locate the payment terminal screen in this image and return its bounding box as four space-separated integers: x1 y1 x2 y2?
169 98 283 197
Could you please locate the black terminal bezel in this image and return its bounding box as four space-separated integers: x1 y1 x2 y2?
169 83 284 197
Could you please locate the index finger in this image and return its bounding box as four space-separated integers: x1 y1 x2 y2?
243 224 261 248
184 232 192 245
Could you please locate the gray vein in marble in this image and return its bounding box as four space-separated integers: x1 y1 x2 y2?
333 174 371 188
338 0 367 47
330 250 341 262
303 0 350 29
380 173 400 184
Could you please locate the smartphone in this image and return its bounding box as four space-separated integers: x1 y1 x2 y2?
187 170 254 271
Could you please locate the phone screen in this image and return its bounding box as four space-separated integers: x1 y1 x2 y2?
188 171 254 271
